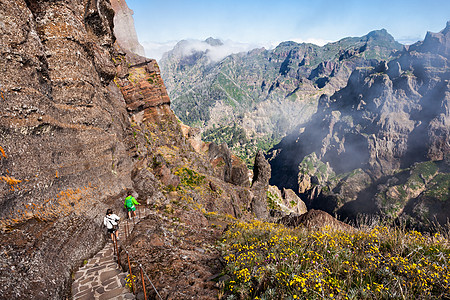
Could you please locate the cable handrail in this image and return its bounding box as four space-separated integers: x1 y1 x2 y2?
121 245 163 300
112 206 163 300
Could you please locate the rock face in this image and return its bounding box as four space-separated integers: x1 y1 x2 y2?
283 188 308 215
110 0 145 56
269 22 450 229
267 185 308 216
160 32 402 165
0 1 271 298
208 142 250 187
0 1 133 298
250 150 271 219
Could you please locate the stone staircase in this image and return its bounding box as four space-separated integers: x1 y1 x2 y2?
72 241 134 300
72 208 149 300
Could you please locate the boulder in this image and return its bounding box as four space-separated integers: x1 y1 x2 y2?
131 161 166 206
152 154 180 188
282 188 307 215
279 209 354 231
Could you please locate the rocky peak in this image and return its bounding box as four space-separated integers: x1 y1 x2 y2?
365 29 395 42
208 142 250 187
410 20 450 57
252 150 271 188
205 37 223 46
110 0 145 56
444 21 450 34
249 150 271 219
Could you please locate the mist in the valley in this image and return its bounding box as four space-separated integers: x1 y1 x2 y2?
167 38 266 63
268 22 450 220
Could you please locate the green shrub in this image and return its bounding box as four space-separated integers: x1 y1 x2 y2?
174 167 205 189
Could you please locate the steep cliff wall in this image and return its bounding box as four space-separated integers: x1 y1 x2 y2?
0 0 136 298
110 0 145 56
0 1 271 298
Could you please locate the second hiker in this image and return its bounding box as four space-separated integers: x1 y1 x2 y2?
124 193 140 219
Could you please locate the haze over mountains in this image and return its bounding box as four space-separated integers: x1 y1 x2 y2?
161 23 450 229
160 30 403 164
269 22 450 228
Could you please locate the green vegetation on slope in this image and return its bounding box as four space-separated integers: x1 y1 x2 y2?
424 174 450 201
161 31 403 172
202 124 280 167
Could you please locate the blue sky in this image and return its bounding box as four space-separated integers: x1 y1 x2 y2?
126 0 450 60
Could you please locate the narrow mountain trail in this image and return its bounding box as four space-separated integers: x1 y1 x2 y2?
72 208 150 300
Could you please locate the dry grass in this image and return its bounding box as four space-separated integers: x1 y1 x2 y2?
0 175 21 191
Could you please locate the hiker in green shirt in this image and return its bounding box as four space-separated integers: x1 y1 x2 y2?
124 194 140 219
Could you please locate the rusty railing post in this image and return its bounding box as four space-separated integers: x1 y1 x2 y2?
124 220 128 240
140 265 147 300
112 234 116 256
113 234 121 266
127 253 135 294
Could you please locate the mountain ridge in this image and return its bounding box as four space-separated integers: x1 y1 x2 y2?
268 21 450 228
160 30 403 165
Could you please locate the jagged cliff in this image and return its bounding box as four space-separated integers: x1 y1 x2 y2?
110 0 145 56
0 1 271 298
269 22 450 229
160 32 403 164
0 1 133 297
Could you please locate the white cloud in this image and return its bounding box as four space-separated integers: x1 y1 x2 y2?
142 38 333 63
396 36 421 45
174 39 266 63
141 40 178 61
291 37 333 46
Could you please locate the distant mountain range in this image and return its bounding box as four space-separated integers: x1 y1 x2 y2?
160 22 450 229
160 30 403 165
268 22 450 229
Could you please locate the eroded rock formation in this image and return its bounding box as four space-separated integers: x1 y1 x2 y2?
269 22 450 229
110 0 145 56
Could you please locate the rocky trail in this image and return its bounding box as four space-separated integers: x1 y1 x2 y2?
72 207 154 300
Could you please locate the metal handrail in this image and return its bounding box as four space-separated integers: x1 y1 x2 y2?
112 206 163 300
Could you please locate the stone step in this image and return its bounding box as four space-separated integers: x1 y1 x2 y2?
71 208 151 300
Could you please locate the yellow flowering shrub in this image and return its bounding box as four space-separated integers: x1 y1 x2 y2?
220 220 450 299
